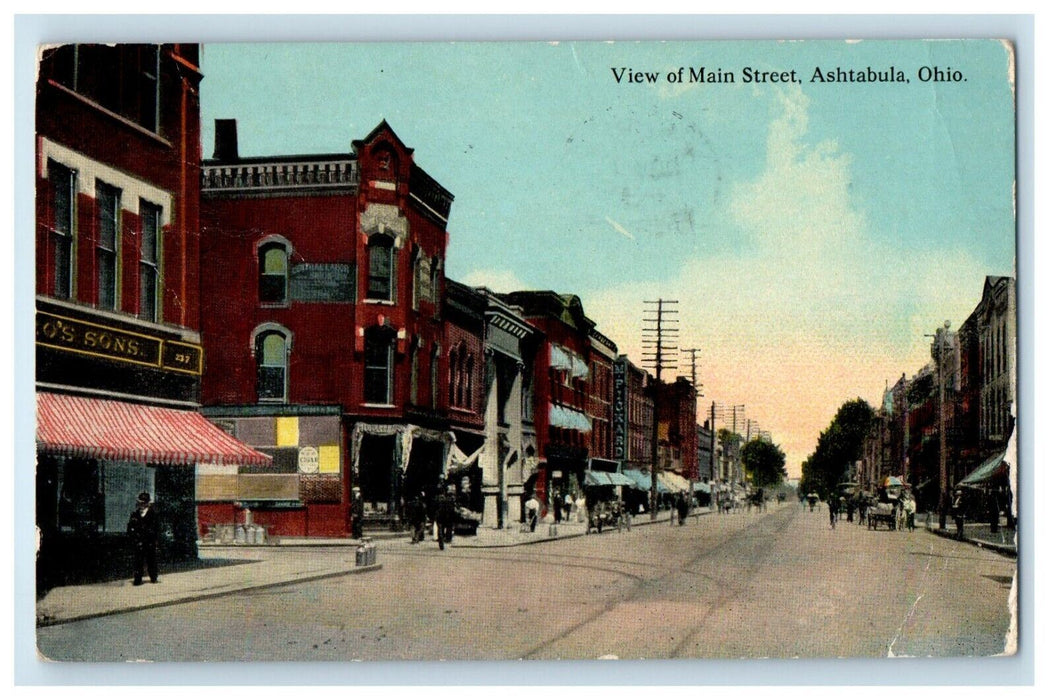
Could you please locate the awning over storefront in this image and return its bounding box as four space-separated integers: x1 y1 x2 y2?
692 481 711 493
583 470 636 488
36 392 271 467
657 470 691 493
549 344 572 371
622 468 669 493
958 450 1010 488
549 403 593 432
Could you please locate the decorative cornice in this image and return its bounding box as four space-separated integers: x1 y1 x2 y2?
201 158 358 194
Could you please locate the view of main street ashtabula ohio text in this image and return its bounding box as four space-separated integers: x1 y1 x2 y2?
34 39 1017 662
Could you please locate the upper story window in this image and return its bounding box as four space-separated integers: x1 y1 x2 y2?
430 344 441 409
409 339 420 406
255 328 289 402
364 327 395 405
258 241 290 305
44 44 161 133
96 181 121 310
413 249 430 310
366 234 395 301
47 160 76 299
138 199 162 322
449 347 460 407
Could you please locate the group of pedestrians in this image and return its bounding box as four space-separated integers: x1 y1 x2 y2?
406 485 458 550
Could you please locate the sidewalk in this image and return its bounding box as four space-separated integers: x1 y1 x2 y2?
925 518 1018 556
36 506 714 627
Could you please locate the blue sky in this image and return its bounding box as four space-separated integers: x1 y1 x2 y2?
199 40 1015 472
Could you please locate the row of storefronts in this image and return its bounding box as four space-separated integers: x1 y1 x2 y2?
34 45 711 585
860 276 1016 519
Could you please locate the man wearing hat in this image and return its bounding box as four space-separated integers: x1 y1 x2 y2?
127 492 160 585
349 486 364 540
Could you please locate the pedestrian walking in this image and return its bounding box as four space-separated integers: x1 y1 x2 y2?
409 491 428 544
676 491 689 525
127 492 159 586
904 492 917 531
349 486 364 540
436 486 456 550
525 494 539 532
952 488 965 539
552 492 563 523
827 495 838 529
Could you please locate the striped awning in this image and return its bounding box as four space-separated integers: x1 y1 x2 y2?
36 392 272 467
657 470 691 493
583 470 636 488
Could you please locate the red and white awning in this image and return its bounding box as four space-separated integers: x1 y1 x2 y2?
36 392 271 467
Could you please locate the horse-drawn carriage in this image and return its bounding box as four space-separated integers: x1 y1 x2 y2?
586 499 630 534
867 501 897 530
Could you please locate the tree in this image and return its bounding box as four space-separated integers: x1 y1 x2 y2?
742 438 787 488
800 398 874 499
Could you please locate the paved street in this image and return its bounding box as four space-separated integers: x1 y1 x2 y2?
37 503 1016 662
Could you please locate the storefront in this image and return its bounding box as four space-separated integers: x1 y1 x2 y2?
36 392 270 590
349 422 454 527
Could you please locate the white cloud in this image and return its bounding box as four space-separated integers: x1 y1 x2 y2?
582 85 994 475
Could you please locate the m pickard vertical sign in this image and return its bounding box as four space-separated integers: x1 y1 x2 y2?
613 357 628 461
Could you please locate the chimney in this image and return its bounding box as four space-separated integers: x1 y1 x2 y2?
213 119 239 161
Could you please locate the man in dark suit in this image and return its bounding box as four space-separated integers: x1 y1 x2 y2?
127 492 160 585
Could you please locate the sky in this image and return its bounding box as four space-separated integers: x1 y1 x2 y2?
199 40 1015 476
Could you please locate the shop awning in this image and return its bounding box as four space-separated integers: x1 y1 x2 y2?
548 403 593 432
958 450 1009 488
658 470 691 493
622 468 669 492
692 481 711 492
37 392 272 467
549 344 572 371
583 470 636 488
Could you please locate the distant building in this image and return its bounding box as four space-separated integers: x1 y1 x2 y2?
656 377 700 481
614 356 654 474
476 289 541 528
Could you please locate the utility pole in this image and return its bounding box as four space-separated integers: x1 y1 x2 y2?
642 299 679 520
727 404 745 485
682 347 701 513
929 321 953 530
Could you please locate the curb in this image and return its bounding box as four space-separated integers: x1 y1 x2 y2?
926 526 1017 557
36 563 383 628
450 509 715 548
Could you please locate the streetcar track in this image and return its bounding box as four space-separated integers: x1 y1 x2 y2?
520 506 797 659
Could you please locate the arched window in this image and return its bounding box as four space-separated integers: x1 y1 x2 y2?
367 234 395 301
258 241 289 304
465 354 475 410
449 347 459 407
255 329 289 402
431 344 441 409
409 339 420 406
364 327 395 404
413 249 430 310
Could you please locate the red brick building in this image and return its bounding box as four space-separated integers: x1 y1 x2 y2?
587 329 617 463
198 119 460 536
35 45 269 587
656 376 700 481
499 292 599 508
614 355 654 474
